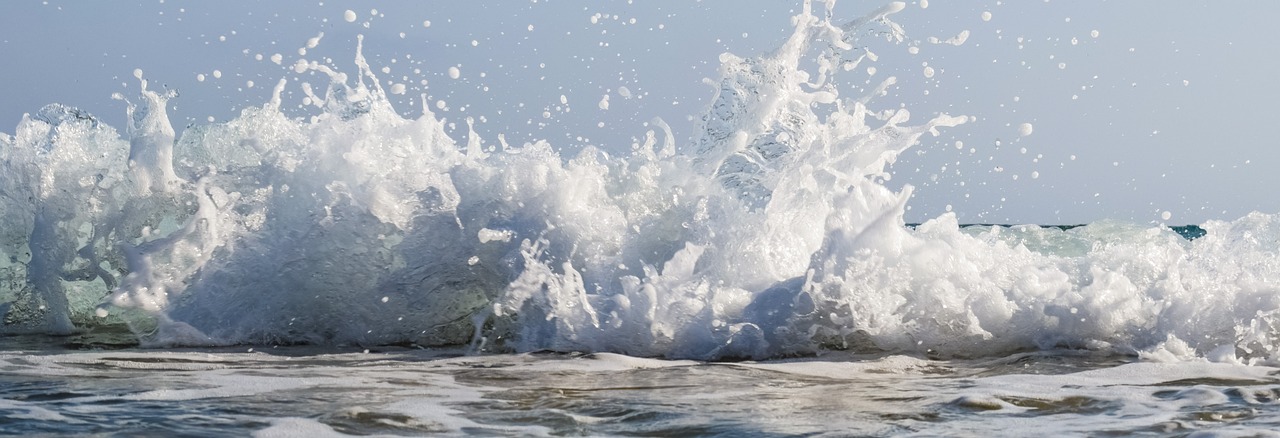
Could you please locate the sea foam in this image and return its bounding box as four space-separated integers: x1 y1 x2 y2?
2 1 1280 363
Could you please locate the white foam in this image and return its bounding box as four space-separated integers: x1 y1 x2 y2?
477 228 513 243
253 418 343 438
3 1 1279 365
741 354 939 379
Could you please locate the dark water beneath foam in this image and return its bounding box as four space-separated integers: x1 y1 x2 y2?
906 223 1209 240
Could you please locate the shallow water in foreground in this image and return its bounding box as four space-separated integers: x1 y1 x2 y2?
4 338 1280 436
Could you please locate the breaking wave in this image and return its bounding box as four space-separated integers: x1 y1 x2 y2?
2 1 1279 362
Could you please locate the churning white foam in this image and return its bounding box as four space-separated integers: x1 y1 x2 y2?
2 1 1280 363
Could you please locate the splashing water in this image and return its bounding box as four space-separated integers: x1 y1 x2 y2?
2 1 1280 364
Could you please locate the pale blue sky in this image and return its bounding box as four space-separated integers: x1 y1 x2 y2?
2 1 1275 225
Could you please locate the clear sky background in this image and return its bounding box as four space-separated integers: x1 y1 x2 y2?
2 1 1276 225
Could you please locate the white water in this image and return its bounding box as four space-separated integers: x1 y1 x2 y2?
2 1 1280 365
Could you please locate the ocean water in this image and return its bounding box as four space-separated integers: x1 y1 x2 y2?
6 344 1280 436
4 1 1280 435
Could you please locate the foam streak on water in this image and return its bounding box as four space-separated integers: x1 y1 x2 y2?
3 348 1280 436
2 1 1280 368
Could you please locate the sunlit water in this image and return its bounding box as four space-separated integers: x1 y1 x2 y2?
4 0 1280 435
